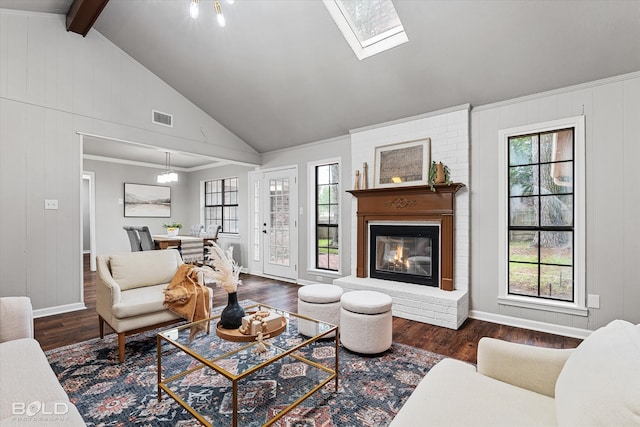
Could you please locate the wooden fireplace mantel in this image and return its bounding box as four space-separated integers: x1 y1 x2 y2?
347 183 465 291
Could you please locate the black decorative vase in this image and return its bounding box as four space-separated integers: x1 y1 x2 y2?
220 292 245 329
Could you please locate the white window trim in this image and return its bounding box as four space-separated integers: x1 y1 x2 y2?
497 116 587 316
322 0 408 60
307 158 342 276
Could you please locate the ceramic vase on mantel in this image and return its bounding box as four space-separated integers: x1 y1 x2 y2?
220 291 245 329
362 162 368 189
434 162 446 184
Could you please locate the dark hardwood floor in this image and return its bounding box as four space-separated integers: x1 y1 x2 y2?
34 255 582 364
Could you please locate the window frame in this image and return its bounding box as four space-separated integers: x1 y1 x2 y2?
497 116 587 316
203 177 239 235
322 0 408 60
307 158 342 276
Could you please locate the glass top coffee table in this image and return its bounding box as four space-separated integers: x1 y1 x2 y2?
157 303 338 426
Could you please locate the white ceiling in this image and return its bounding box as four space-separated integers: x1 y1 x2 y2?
0 0 71 14
2 0 640 157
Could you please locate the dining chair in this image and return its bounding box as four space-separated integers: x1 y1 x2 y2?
122 226 142 251
207 224 222 238
203 225 223 263
137 226 155 251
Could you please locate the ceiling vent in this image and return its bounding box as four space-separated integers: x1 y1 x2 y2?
152 110 173 128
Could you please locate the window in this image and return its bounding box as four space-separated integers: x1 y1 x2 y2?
323 0 408 60
498 116 586 315
251 179 260 261
309 160 341 272
204 177 239 234
508 128 575 300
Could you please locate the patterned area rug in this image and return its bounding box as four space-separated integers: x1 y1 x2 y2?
45 303 445 426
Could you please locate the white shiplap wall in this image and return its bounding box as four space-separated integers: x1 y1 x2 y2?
259 135 353 284
470 72 640 334
0 9 257 315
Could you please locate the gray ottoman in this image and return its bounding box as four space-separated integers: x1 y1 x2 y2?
340 290 393 354
297 284 343 338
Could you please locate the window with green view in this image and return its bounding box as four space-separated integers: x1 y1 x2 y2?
508 128 575 301
315 163 340 271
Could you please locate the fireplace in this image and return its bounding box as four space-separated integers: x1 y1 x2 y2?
347 183 464 291
338 182 467 329
370 224 439 286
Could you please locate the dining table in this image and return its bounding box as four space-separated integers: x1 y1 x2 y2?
152 235 218 264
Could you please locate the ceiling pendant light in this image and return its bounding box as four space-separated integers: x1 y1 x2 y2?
189 0 200 19
157 152 178 183
214 0 226 27
188 0 232 27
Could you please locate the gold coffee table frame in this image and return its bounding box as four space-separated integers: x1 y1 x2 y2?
157 303 339 427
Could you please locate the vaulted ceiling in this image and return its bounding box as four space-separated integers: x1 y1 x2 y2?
2 0 640 155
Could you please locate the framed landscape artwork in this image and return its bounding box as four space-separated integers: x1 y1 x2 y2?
124 183 171 217
374 138 431 188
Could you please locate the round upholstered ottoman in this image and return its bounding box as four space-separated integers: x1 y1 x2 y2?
297 284 343 338
340 290 393 354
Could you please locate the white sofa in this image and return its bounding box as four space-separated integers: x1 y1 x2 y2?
390 319 640 426
97 249 208 362
0 297 85 426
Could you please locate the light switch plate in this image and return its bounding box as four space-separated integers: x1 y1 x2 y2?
44 199 58 210
587 294 600 309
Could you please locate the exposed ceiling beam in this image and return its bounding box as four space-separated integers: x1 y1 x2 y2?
66 0 109 37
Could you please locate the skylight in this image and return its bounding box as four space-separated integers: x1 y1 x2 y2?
323 0 408 60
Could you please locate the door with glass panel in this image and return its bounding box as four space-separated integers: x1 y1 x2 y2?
249 168 298 280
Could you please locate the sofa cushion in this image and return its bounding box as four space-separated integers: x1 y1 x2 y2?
0 338 85 425
555 319 640 426
109 250 180 291
112 283 170 318
390 358 557 427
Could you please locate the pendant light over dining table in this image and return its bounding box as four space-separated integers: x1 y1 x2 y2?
157 152 178 183
189 0 234 27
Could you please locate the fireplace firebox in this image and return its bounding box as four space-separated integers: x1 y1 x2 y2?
370 224 439 286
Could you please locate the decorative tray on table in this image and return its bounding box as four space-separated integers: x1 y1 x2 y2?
215 311 287 342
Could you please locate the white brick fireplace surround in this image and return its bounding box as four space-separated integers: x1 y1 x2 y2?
334 276 468 329
335 105 470 329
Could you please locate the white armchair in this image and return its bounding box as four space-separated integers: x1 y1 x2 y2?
390 319 640 426
97 249 202 362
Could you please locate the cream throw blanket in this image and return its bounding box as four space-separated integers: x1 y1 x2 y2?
163 264 211 340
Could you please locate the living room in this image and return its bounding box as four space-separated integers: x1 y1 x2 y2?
1 1 639 426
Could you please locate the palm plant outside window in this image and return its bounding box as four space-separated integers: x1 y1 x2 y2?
204 178 239 234
316 163 340 271
508 129 574 301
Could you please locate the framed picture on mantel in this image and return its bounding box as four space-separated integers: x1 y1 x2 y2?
374 138 431 188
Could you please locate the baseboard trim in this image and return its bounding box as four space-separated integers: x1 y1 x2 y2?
469 310 592 339
297 279 320 286
245 271 300 286
33 302 86 319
